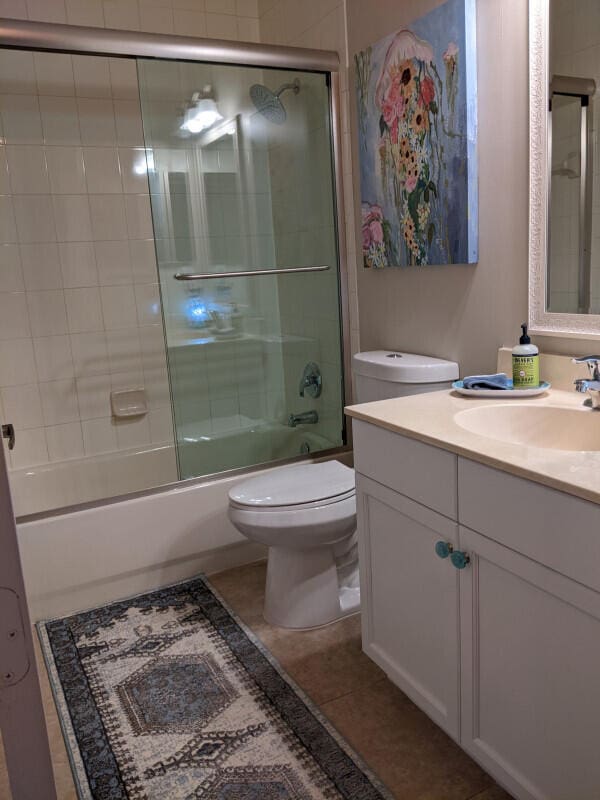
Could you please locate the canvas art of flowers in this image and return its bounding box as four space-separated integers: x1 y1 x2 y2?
355 0 477 268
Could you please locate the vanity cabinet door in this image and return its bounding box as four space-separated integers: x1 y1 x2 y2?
356 474 460 739
459 525 600 800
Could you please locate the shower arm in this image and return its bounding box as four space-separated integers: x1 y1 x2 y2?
174 265 330 280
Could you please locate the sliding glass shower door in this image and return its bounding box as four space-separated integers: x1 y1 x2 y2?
137 59 345 479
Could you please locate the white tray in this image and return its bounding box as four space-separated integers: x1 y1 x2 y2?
452 380 551 398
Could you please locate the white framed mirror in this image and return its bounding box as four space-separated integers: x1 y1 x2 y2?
529 0 600 339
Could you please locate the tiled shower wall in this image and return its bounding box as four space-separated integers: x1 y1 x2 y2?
0 49 174 469
0 0 261 470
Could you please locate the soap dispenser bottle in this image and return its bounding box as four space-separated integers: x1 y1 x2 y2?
512 323 539 388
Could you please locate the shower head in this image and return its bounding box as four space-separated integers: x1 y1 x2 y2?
250 78 300 124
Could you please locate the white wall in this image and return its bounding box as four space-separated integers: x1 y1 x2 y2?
345 0 599 375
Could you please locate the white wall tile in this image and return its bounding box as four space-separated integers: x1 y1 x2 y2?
173 9 207 36
207 0 235 14
0 244 24 291
10 427 48 468
40 378 80 425
70 331 110 376
59 241 98 288
46 146 86 194
206 12 238 38
6 145 50 194
124 194 153 239
1 383 43 429
77 98 117 146
139 6 174 33
119 148 149 194
0 292 30 339
33 335 74 381
237 16 260 42
0 51 36 95
65 0 105 27
0 196 18 244
115 415 151 449
73 55 112 99
45 421 84 460
94 240 132 285
39 96 81 146
89 195 128 240
53 195 93 241
20 242 63 291
236 0 258 17
108 59 139 101
76 373 111 419
65 287 104 333
25 0 66 23
13 195 56 243
0 1 27 21
82 416 117 454
100 284 138 330
27 290 68 336
0 94 43 145
148 406 174 443
84 147 122 194
105 328 141 372
102 0 139 29
130 239 158 283
113 99 144 146
0 338 37 386
134 283 161 325
0 147 10 195
33 53 75 97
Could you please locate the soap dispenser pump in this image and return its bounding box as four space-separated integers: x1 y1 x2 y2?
512 323 539 388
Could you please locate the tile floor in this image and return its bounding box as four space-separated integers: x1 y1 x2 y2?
1 561 513 799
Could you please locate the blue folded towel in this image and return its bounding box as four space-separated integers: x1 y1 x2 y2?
461 373 512 390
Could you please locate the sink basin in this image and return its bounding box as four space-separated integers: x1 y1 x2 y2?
454 404 600 451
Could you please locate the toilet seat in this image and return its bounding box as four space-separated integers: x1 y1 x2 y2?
228 461 355 510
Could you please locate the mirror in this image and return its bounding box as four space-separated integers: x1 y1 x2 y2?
529 0 600 337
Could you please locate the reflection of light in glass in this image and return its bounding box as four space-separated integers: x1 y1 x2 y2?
185 296 210 325
151 302 160 315
134 150 154 175
180 98 223 134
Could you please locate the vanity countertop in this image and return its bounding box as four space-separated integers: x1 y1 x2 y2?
345 388 600 506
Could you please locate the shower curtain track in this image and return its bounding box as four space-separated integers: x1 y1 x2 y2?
0 17 339 71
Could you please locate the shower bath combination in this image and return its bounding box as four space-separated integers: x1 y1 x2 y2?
0 18 350 520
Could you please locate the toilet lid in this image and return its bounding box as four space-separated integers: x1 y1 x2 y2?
229 461 355 508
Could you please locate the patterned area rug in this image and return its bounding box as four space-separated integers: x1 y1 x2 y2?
38 576 393 800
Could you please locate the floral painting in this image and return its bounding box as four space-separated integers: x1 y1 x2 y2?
355 0 477 268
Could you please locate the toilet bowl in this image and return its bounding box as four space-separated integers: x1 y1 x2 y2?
228 460 359 629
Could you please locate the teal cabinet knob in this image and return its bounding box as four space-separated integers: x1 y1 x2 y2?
435 541 453 559
450 550 471 570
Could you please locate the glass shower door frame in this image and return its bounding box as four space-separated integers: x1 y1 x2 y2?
0 17 354 497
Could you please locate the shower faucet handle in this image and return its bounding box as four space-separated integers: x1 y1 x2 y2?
299 362 322 398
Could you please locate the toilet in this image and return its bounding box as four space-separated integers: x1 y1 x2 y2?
228 350 459 629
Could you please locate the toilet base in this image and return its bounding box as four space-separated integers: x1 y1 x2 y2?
263 542 360 630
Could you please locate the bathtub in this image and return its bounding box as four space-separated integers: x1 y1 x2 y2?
14 421 345 621
10 421 333 518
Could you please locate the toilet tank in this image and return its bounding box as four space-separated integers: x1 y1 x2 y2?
352 351 459 403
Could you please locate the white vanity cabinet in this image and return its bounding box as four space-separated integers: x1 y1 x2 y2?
353 419 600 800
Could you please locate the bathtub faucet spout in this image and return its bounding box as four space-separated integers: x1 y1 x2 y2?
288 410 319 427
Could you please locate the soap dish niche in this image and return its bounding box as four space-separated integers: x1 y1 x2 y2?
111 388 147 419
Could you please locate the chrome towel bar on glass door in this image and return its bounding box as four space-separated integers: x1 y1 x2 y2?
174 265 330 280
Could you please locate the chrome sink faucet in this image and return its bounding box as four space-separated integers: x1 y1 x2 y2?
573 356 600 409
